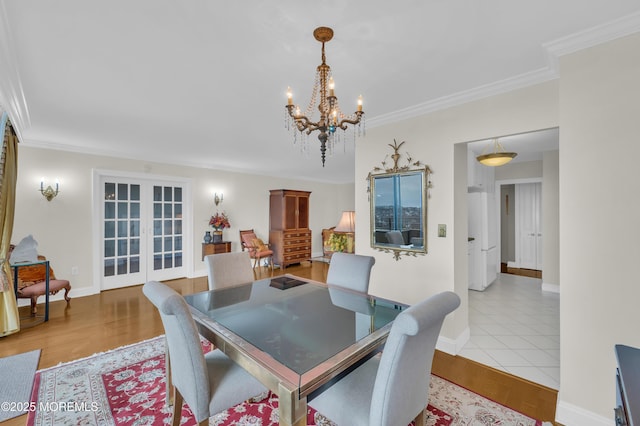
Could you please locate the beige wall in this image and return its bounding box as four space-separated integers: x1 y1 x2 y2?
557 33 640 424
542 150 559 290
495 159 543 180
355 81 559 352
13 146 354 296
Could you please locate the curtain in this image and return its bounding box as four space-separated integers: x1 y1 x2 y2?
0 111 20 336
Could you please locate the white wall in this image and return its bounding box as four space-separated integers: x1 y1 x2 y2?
13 146 354 296
556 33 640 425
542 150 559 290
355 81 559 350
495 159 543 180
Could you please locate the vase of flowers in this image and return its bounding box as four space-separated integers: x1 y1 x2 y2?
209 211 230 243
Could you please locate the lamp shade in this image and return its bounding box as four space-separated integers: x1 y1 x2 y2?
334 211 355 233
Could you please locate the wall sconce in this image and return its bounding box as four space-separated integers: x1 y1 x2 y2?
40 178 59 201
214 192 223 206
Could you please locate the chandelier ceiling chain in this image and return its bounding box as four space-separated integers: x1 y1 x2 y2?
285 27 364 167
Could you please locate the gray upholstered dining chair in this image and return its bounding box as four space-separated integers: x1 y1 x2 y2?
204 251 254 291
310 291 461 426
142 281 266 426
326 252 376 293
385 230 405 245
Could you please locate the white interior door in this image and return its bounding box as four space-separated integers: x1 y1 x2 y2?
147 183 186 282
98 173 189 290
515 182 542 270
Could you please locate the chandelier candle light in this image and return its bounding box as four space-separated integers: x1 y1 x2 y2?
285 27 364 167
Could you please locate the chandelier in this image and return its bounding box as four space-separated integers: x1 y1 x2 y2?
476 138 517 167
285 27 364 167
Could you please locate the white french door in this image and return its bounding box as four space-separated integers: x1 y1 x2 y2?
97 172 190 290
515 182 542 270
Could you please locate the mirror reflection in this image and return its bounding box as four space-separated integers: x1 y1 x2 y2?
369 140 431 260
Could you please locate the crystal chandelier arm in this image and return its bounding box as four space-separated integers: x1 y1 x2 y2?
336 111 364 130
286 104 324 132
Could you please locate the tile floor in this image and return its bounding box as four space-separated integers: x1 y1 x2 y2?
461 272 560 389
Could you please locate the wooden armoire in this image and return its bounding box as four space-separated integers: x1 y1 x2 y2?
269 189 311 268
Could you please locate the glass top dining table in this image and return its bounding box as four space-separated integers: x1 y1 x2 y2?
184 275 405 426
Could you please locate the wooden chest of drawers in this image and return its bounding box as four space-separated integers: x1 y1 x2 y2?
201 241 231 260
269 189 312 268
270 229 312 268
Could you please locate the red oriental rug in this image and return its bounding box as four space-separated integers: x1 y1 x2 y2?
27 336 547 425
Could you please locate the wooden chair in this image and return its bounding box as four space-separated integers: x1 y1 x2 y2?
14 254 71 316
239 229 274 270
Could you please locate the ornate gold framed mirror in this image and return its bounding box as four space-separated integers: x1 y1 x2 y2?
368 140 432 260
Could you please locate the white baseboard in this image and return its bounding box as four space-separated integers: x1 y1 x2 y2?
542 282 560 293
437 326 470 355
16 285 97 307
556 400 611 426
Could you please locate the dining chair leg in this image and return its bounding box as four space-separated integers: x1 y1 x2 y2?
171 388 183 426
413 408 426 426
165 337 173 406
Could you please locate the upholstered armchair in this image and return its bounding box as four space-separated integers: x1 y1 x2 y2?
310 291 461 426
239 229 274 270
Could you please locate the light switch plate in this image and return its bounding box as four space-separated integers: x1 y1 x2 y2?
438 224 446 237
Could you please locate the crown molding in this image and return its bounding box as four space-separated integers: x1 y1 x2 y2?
0 2 30 139
545 10 640 58
21 137 351 185
367 67 557 129
368 11 640 129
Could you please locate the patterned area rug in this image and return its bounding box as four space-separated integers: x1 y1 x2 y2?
27 336 546 425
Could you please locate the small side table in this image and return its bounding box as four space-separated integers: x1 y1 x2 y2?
201 241 232 260
11 260 50 322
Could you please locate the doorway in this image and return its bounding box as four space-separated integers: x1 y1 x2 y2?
93 171 192 291
463 128 559 389
499 181 543 278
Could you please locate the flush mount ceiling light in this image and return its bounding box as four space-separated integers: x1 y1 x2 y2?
285 26 365 167
476 139 517 167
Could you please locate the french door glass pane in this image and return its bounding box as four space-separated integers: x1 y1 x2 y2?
103 182 141 277
152 185 183 272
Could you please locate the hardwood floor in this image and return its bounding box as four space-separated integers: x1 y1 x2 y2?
0 261 558 425
501 262 543 279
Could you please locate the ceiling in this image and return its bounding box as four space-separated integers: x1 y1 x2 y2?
1 1 639 183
